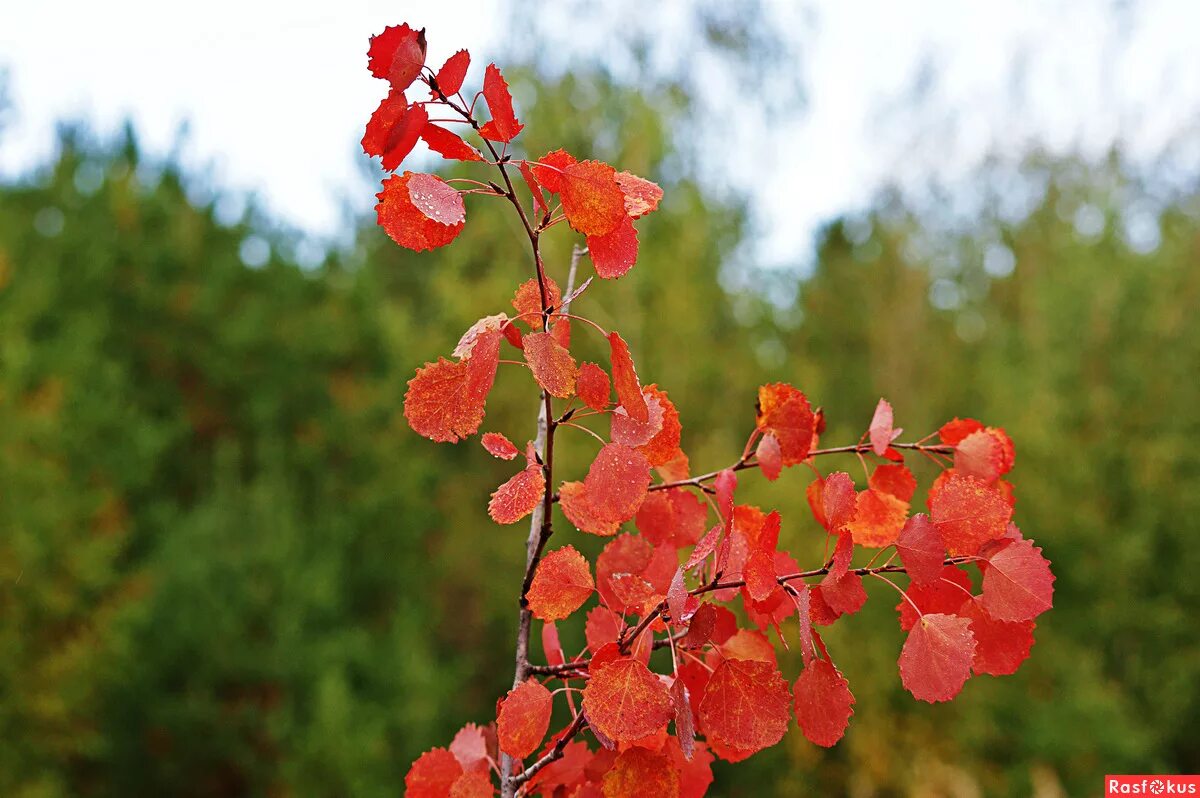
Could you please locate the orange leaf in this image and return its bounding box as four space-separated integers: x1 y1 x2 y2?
511 277 561 330
560 160 627 236
582 657 673 742
844 488 908 548
481 431 519 460
376 172 465 251
404 329 499 442
405 747 462 798
497 678 552 758
609 332 647 422
523 331 577 398
559 480 621 537
614 171 663 219
488 464 545 524
601 747 680 798
527 546 594 622
755 383 815 465
449 771 494 798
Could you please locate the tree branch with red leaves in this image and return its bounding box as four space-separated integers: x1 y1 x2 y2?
360 22 1055 798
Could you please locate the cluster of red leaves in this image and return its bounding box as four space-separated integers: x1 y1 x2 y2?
372 22 1055 798
362 24 661 281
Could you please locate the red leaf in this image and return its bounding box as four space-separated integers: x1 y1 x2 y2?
531 149 577 194
755 383 815 465
684 523 722 570
715 470 737 522
939 417 984 446
522 331 577 398
792 659 855 747
487 464 545 524
898 613 976 703
930 473 1013 556
614 171 663 219
698 659 791 753
511 276 561 330
449 724 490 773
896 565 973 631
478 64 523 142
667 566 689 624
585 606 622 654
634 489 706 550
602 748 680 798
481 432 518 460
362 94 428 171
955 429 1005 482
497 678 552 758
756 433 782 481
584 443 651 523
408 172 466 224
527 546 594 622
560 160 627 237
587 215 639 279
541 621 565 667
367 24 426 91
453 315 507 359
420 122 483 162
819 571 866 616
819 472 857 532
895 513 945 586
671 678 695 760
720 629 776 666
608 332 648 422
869 464 916 502
980 538 1054 621
405 748 462 798
638 386 682 467
404 328 499 442
611 392 665 447
743 549 778 603
517 161 548 214
958 597 1035 676
595 534 654 611
376 172 465 251
868 398 898 456
844 488 908 548
582 658 673 742
577 363 611 411
434 49 470 96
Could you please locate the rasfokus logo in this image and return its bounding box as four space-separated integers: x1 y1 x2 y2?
1107 776 1200 795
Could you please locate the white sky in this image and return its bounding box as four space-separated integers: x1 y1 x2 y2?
2 0 1199 265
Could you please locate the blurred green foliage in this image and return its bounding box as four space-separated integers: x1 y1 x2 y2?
0 71 1197 798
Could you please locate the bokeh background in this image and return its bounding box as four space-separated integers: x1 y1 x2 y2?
2 1 1199 796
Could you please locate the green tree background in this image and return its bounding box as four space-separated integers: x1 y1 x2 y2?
1 54 1198 798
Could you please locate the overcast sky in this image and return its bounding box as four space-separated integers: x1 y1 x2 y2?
3 0 1199 266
